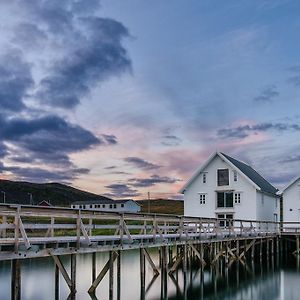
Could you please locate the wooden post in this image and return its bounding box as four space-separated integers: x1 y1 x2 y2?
251 240 255 260
117 251 121 300
140 248 145 300
168 247 173 267
260 238 263 258
14 209 20 253
55 264 59 300
92 252 96 283
109 251 114 300
2 215 7 238
70 254 76 295
11 259 21 300
183 243 187 273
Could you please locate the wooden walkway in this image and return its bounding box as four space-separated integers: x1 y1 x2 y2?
0 203 299 300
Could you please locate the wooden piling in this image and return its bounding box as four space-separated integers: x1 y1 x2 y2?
70 254 76 295
11 259 21 300
140 248 145 300
92 252 96 283
55 264 59 300
109 251 114 300
117 251 121 300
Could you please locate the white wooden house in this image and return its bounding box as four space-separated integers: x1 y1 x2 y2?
179 152 280 224
71 199 141 213
281 176 300 224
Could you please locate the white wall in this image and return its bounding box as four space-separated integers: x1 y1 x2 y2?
183 154 257 220
283 178 300 223
256 191 279 222
72 201 140 213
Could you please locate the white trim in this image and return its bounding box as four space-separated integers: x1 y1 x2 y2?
179 152 261 193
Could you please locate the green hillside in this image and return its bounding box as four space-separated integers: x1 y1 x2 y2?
138 199 184 215
0 180 111 206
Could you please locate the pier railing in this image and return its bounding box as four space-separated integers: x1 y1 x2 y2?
0 203 284 260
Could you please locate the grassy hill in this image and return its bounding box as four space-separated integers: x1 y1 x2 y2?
138 199 184 215
0 179 111 206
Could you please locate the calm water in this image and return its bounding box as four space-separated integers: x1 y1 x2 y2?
0 249 299 299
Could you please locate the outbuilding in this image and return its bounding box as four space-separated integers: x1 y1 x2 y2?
71 198 141 213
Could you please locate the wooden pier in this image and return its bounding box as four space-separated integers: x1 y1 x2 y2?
0 204 299 299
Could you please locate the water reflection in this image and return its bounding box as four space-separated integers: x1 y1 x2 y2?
0 248 300 299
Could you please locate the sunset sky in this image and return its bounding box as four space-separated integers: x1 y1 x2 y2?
1 0 300 199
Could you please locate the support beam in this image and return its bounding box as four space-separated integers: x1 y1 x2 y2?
51 254 73 291
144 248 160 275
168 254 183 274
18 216 31 250
190 243 206 266
88 251 118 294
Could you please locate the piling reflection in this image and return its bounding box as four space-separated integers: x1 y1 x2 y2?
2 243 300 300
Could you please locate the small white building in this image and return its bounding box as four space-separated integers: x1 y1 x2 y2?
179 152 280 223
71 199 141 213
281 176 300 224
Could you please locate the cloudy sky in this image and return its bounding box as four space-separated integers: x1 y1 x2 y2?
0 0 300 199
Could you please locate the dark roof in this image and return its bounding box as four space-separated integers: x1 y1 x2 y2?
114 199 141 205
221 153 278 196
73 198 115 205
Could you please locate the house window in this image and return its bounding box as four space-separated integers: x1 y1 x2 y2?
121 204 124 208
203 173 206 183
109 204 113 209
217 192 233 208
234 193 241 204
79 205 82 209
217 213 233 227
103 204 106 208
217 169 229 186
233 170 238 182
114 204 117 209
199 194 206 205
90 205 93 209
72 205 75 209
83 205 86 209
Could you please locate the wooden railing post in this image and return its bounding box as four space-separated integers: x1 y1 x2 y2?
76 210 81 249
14 207 20 253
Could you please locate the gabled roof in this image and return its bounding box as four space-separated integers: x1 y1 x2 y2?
221 153 278 195
281 176 300 193
179 152 278 196
114 199 141 206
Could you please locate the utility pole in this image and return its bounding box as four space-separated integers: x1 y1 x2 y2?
147 191 150 214
1 191 5 203
28 193 33 205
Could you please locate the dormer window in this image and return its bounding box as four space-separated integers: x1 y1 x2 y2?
217 169 229 186
203 173 207 183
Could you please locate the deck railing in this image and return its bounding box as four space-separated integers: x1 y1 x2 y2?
0 203 284 258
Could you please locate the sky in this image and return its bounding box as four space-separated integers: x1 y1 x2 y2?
0 0 300 199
